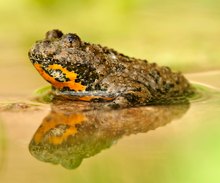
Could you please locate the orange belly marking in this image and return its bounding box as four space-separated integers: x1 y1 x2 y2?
78 96 114 101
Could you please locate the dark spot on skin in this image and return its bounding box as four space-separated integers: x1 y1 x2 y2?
115 64 125 72
66 62 74 71
108 103 120 109
46 53 54 59
149 70 160 83
75 78 81 83
156 88 163 94
81 81 87 85
132 87 142 92
95 84 101 90
61 87 74 92
85 86 92 91
164 83 175 91
54 78 62 82
124 93 140 104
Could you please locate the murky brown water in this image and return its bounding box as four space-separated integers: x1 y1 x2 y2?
0 69 220 183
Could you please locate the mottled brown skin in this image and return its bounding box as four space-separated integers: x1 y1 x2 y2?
28 29 193 108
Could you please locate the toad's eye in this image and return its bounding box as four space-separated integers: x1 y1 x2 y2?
66 34 79 43
63 33 81 47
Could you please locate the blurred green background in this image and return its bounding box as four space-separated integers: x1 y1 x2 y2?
0 0 220 73
1 1 220 182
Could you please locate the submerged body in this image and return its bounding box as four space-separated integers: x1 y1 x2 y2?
28 29 193 108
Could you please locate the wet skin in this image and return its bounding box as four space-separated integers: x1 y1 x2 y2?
28 30 193 108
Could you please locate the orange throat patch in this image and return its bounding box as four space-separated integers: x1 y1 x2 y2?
33 63 86 91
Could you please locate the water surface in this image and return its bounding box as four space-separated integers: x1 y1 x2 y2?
0 71 220 183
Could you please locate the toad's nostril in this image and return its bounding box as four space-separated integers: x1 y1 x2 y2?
46 29 63 40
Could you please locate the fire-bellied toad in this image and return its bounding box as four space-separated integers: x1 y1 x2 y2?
28 29 193 108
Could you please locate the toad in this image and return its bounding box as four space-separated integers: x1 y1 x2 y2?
28 29 193 108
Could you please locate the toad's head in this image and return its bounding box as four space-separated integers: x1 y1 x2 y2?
28 30 98 92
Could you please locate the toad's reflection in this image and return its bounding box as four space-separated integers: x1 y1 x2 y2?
29 101 189 169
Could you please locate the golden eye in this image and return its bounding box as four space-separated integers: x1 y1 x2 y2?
63 33 81 48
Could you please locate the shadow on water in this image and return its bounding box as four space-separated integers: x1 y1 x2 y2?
29 99 190 169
